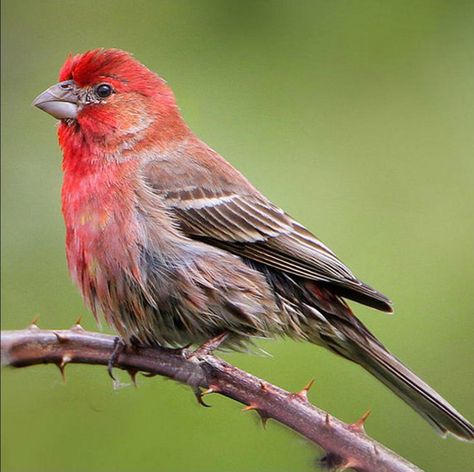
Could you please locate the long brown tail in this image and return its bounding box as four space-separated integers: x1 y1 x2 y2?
269 272 473 439
346 336 474 440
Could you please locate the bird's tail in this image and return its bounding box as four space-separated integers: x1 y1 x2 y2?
272 274 473 439
339 334 474 441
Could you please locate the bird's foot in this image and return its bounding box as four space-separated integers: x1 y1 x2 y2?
187 332 229 360
108 336 127 380
187 333 229 406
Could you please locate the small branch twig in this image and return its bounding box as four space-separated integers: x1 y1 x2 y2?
1 325 422 472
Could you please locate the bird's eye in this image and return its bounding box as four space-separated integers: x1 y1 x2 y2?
95 83 113 98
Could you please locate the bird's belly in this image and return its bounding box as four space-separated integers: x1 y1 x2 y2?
72 234 282 347
66 232 186 345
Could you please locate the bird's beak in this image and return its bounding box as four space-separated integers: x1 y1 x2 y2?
32 80 79 120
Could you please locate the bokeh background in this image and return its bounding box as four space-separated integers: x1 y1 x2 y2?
2 1 474 471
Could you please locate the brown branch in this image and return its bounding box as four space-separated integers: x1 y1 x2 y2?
1 326 422 472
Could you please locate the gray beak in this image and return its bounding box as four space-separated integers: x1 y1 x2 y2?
32 80 79 120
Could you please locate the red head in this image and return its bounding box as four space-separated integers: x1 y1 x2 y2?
59 49 163 93
33 49 187 153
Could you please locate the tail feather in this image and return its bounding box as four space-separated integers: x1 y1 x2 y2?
350 338 474 441
261 269 473 439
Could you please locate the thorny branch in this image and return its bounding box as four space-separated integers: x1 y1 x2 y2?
1 325 422 472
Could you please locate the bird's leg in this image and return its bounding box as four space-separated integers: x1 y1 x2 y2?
108 336 127 380
187 332 230 407
187 332 230 359
171 343 192 357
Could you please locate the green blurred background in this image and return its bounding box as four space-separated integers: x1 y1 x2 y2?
2 1 474 470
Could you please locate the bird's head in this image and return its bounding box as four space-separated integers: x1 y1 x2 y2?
33 49 183 146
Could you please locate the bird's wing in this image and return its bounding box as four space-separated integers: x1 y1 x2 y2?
143 145 392 312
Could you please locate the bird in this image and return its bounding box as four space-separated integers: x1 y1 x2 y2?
33 48 474 440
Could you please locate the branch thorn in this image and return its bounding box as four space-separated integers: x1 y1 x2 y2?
242 403 259 412
127 368 138 387
349 409 371 432
340 461 357 471
325 412 331 426
58 354 72 381
53 331 67 343
28 315 40 330
241 403 268 428
201 386 218 396
294 378 315 401
71 316 85 331
257 410 269 428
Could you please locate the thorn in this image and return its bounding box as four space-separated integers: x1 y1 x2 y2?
242 404 258 412
141 372 157 378
294 378 315 400
194 388 212 407
127 369 138 388
57 364 66 381
325 412 331 426
340 461 357 471
241 403 267 428
257 410 269 428
373 444 379 456
71 316 85 332
349 409 371 432
201 387 218 396
28 315 40 330
53 331 67 343
260 382 269 392
58 354 72 382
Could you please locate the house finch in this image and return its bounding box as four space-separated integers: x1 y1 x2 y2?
33 48 473 440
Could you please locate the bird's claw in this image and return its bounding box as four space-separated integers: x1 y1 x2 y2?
187 332 229 360
108 336 126 380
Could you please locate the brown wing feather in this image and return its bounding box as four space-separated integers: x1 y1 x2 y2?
143 142 393 312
